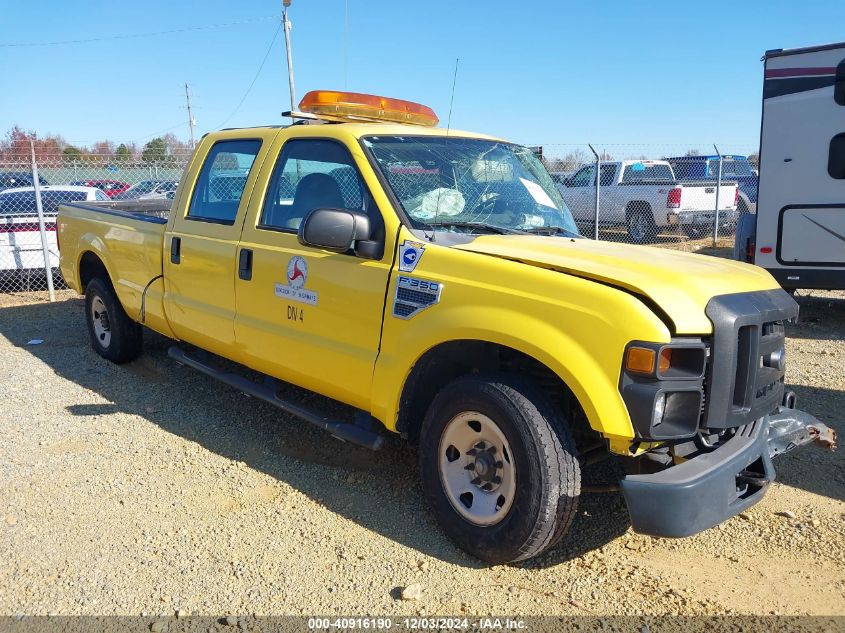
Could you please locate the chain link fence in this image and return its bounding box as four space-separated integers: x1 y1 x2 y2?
1 141 757 301
537 144 758 255
0 144 191 300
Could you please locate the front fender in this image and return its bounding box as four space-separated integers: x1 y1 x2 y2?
372 261 671 453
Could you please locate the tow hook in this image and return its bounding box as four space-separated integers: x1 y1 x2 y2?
767 392 837 458
736 470 770 488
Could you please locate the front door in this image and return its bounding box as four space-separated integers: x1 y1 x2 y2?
164 134 274 356
234 137 396 409
562 165 594 221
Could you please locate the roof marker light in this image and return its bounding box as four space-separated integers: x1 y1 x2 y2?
298 90 439 127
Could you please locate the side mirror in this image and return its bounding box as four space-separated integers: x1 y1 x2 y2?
298 207 380 258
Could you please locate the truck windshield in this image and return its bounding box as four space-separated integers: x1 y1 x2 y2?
363 136 578 235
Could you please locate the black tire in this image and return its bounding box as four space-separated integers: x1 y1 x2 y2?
418 374 580 564
626 203 656 244
84 277 143 364
683 225 707 239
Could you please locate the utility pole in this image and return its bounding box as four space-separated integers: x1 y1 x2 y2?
185 83 196 148
282 0 296 115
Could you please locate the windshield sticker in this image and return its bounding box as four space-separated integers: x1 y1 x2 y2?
275 256 317 306
630 162 645 172
518 177 557 210
399 240 425 272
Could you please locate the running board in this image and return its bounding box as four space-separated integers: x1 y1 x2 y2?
167 346 384 450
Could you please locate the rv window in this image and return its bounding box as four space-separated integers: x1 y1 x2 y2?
828 133 845 179
836 60 845 106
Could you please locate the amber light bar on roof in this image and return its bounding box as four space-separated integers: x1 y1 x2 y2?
298 90 439 127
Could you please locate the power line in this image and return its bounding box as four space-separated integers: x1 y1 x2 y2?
215 21 283 129
129 122 189 146
0 16 275 48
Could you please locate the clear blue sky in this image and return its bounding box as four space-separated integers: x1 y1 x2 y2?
2 0 843 157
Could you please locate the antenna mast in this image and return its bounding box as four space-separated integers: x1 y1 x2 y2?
282 0 296 116
185 82 196 148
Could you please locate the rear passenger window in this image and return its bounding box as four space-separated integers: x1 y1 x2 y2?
599 164 616 186
828 133 845 179
187 140 261 224
259 139 369 232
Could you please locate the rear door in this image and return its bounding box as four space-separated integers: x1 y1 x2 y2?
234 134 396 409
163 132 277 356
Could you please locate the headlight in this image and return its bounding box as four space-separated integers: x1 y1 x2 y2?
624 344 706 379
620 340 708 441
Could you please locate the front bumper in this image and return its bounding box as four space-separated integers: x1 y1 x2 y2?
620 406 836 538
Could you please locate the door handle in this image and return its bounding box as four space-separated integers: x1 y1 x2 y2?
170 236 181 264
238 248 253 281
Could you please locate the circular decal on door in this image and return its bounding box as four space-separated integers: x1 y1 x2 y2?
287 256 308 289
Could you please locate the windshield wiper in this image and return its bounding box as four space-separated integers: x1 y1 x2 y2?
521 226 580 238
426 221 519 235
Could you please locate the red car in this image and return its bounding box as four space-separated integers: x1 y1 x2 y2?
69 179 131 198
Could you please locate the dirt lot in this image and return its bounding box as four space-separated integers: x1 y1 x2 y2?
0 289 843 620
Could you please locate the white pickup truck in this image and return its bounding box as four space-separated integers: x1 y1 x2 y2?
556 160 739 243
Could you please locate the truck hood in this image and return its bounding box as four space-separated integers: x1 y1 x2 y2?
453 235 780 334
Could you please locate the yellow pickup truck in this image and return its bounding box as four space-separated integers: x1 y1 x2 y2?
58 91 835 563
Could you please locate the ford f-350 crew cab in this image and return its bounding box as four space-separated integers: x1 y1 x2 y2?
57 90 836 563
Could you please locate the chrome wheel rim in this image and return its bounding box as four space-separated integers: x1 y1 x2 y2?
91 296 111 348
438 411 516 526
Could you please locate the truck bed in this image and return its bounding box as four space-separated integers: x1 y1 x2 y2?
58 199 172 337
676 180 738 213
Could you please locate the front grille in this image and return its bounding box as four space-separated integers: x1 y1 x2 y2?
702 290 798 430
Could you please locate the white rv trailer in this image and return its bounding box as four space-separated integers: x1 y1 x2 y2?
736 42 845 290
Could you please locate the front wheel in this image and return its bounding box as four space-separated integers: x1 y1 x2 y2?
85 277 143 364
419 374 580 564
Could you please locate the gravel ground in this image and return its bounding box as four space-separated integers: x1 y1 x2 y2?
0 289 843 619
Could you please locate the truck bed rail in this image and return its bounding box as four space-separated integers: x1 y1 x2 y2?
60 200 170 224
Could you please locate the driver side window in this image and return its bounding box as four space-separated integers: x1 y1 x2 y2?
570 166 594 187
260 139 378 234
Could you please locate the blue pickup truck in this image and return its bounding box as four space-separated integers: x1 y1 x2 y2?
666 155 757 214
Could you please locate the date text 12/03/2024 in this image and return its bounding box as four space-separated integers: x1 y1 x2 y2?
307 617 527 630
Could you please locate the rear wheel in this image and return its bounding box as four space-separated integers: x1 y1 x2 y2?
626 204 656 244
85 277 142 363
419 374 580 563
